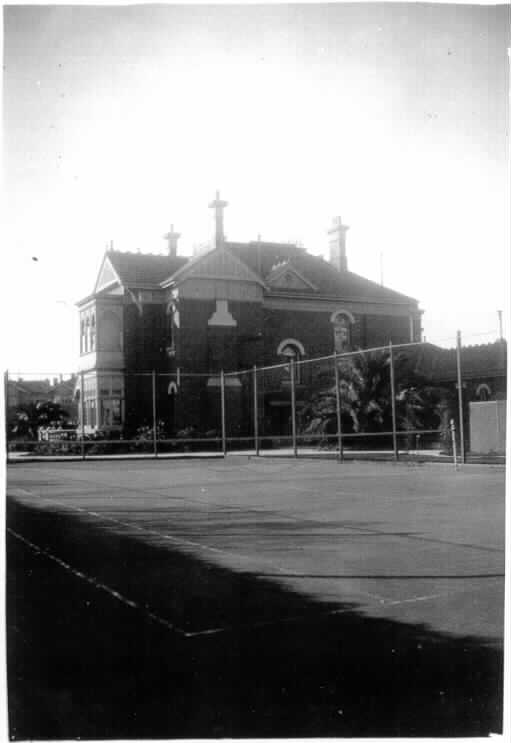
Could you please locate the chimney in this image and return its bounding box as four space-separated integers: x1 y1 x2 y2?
328 216 349 272
209 190 228 247
164 225 180 258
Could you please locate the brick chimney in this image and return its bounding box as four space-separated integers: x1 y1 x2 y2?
164 225 180 258
209 190 228 247
328 216 349 272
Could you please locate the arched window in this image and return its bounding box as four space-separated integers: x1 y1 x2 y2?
331 310 355 353
277 339 305 383
476 383 491 401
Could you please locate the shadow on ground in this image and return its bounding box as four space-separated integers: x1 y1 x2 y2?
7 498 503 739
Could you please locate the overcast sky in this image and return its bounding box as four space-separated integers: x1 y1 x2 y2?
3 2 509 374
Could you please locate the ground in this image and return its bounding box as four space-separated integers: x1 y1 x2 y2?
6 457 505 738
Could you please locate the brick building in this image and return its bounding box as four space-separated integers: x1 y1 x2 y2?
76 194 422 436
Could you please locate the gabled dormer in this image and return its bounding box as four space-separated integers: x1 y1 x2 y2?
266 260 318 292
161 243 266 303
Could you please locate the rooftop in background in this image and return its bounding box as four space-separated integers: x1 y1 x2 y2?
411 339 507 382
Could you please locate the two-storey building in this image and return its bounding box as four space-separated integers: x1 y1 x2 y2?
76 194 422 436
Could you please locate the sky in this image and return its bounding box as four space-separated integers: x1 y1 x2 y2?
2 2 510 375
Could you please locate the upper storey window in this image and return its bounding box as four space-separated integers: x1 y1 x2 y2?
98 310 122 352
80 309 96 354
331 310 355 353
277 339 305 384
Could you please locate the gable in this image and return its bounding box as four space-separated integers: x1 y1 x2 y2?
95 256 121 293
167 245 267 288
266 262 317 292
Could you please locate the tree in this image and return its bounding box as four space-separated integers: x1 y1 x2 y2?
9 401 70 439
298 350 454 448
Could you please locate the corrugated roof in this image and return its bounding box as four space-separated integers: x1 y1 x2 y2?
228 241 418 305
107 250 188 287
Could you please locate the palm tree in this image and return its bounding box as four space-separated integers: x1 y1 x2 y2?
299 349 452 448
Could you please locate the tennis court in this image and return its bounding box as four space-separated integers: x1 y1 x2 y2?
6 457 506 737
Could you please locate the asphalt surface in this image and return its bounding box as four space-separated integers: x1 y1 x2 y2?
6 458 505 738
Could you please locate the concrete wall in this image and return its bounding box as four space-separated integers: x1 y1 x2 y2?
469 400 507 454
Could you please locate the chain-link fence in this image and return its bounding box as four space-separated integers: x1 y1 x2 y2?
5 335 507 463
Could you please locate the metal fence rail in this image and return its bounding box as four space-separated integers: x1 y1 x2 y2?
5 335 490 466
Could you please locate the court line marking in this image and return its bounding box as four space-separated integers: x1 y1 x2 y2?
9 482 504 608
7 527 186 635
8 488 389 606
8 477 504 556
7 521 501 641
10 523 498 641
6 526 375 640
10 484 503 610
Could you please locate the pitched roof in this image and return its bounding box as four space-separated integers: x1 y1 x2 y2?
107 250 188 288
228 241 418 305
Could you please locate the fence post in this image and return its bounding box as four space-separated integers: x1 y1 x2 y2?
220 369 227 458
333 353 343 462
456 330 466 464
290 358 298 458
450 418 458 470
80 371 85 460
389 341 399 461
152 370 158 458
253 365 259 456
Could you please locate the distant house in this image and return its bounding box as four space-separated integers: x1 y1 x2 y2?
406 339 507 454
411 340 507 402
7 376 78 421
76 193 423 436
7 379 52 409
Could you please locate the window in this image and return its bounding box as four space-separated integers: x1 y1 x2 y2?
99 311 122 351
101 399 121 427
331 310 355 353
277 339 305 384
80 374 124 429
80 376 97 428
476 383 491 401
85 316 90 353
80 308 97 354
98 374 124 427
90 312 96 351
165 301 177 356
